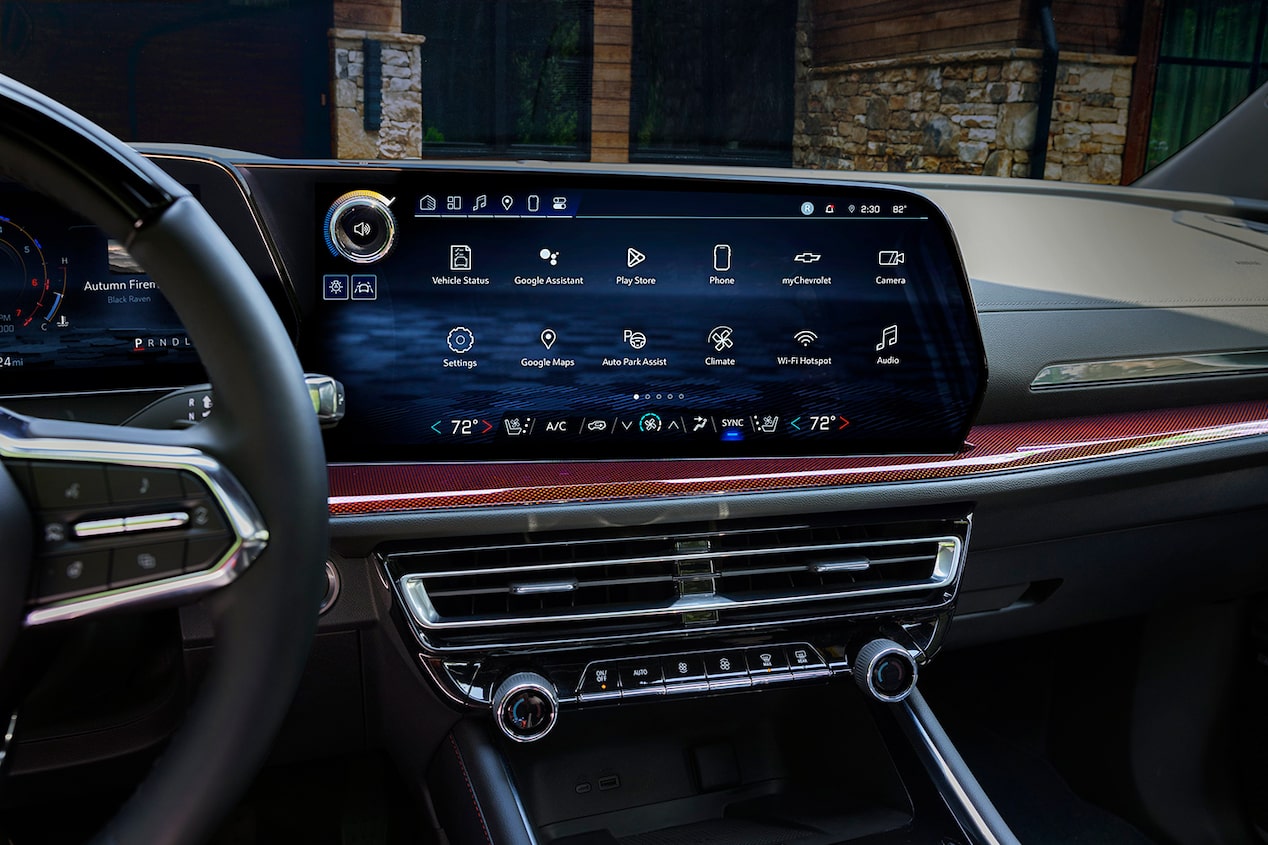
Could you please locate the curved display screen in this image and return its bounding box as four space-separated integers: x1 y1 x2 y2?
310 173 986 460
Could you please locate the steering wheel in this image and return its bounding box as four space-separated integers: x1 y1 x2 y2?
0 76 329 843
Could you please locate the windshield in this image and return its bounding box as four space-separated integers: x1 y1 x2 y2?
0 0 1264 184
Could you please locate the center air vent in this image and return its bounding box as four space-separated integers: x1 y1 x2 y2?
387 515 968 651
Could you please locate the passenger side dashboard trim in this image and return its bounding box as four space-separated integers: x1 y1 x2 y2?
1032 349 1268 389
327 401 1268 514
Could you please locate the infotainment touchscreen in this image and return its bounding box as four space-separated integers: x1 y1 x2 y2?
309 172 986 460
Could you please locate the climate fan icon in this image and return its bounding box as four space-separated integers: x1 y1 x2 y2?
793 330 818 347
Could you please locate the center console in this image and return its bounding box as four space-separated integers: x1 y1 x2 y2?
268 167 1006 843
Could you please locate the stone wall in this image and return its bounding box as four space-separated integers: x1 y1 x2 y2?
794 49 1135 184
330 28 425 159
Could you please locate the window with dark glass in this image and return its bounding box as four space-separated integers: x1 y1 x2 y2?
629 0 795 165
403 0 593 159
1146 0 1268 169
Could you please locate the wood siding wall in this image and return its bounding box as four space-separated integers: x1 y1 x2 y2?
334 0 402 33
592 0 633 161
813 0 1138 64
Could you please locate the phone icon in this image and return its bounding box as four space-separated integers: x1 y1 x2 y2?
713 244 732 272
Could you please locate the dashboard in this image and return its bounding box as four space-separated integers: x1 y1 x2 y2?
5 154 1268 622
6 152 1268 844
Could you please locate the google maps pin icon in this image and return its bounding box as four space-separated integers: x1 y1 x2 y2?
540 328 557 350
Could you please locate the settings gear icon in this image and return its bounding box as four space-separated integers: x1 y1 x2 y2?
447 326 475 354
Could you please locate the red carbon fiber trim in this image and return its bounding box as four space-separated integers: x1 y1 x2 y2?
328 401 1268 515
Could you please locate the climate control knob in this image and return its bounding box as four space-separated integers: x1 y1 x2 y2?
324 190 397 264
492 672 558 742
853 639 918 703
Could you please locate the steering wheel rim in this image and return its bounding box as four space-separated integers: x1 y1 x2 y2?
0 74 329 844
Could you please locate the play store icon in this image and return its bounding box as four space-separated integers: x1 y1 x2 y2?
626 247 646 268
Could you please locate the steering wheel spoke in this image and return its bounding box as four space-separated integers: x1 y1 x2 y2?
0 407 267 626
0 72 327 845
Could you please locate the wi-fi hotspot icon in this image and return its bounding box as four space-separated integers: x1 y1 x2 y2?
794 330 818 347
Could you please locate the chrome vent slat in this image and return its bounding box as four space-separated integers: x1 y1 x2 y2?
403 538 938 580
391 519 967 647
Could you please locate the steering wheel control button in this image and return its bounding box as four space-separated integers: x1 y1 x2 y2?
577 663 621 701
853 638 918 703
617 658 665 697
30 463 110 509
186 536 231 573
492 672 559 742
746 647 791 684
177 472 214 499
106 467 182 504
187 499 228 534
109 542 184 588
325 190 397 264
35 552 110 601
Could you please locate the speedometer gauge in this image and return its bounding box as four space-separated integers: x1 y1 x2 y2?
0 215 67 334
0 187 204 393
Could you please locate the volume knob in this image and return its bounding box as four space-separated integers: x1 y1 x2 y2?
324 190 397 264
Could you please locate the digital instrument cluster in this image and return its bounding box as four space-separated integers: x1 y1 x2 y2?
0 185 201 394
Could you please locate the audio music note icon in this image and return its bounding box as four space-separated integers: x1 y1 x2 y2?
875 324 898 351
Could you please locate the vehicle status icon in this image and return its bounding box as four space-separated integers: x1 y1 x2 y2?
450 244 472 271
